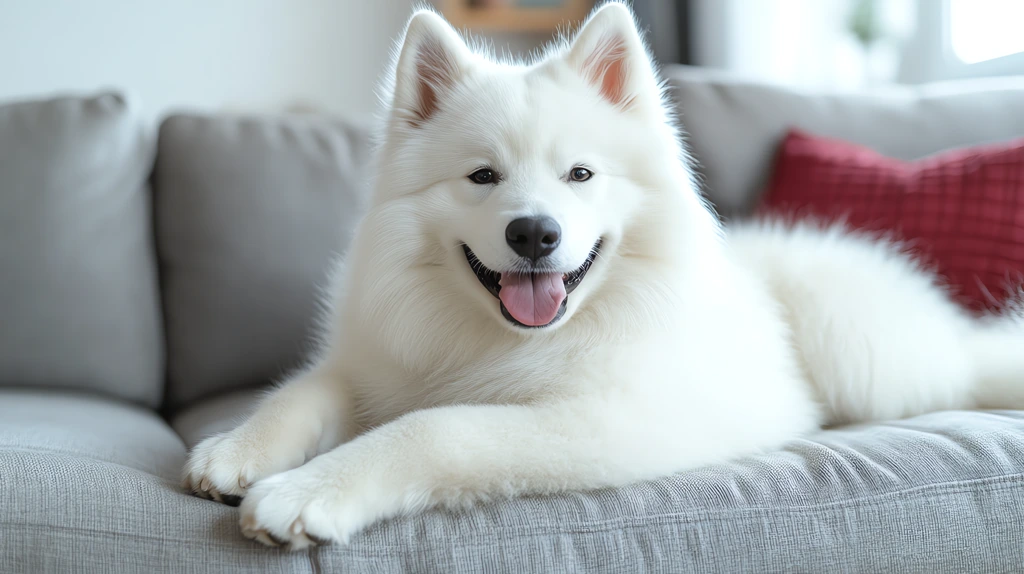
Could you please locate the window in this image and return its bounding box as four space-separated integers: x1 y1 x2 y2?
950 0 1024 64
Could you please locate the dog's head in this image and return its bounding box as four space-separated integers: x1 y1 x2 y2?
372 3 692 334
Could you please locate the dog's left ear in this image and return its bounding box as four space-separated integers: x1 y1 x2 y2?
566 3 658 110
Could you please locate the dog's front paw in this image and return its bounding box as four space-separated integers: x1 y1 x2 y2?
183 428 307 506
238 463 387 550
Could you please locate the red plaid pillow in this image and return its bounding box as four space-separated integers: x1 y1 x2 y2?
760 129 1024 312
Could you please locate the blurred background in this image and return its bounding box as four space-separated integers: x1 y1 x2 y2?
1 0 1022 122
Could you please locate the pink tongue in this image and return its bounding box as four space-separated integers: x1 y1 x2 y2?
498 272 566 327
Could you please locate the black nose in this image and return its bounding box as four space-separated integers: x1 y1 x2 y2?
505 216 562 261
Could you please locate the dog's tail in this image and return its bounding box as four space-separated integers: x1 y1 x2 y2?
969 290 1024 409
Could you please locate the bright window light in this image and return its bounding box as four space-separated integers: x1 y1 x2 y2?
950 0 1024 64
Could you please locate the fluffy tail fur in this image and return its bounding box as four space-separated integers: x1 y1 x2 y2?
970 291 1024 409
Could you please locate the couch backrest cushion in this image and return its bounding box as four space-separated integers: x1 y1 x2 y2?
665 66 1024 218
154 114 371 410
0 93 164 406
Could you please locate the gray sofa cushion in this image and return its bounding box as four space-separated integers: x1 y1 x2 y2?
0 388 313 574
13 393 1021 573
0 93 163 406
171 387 263 448
154 114 371 410
665 66 1024 218
0 388 185 479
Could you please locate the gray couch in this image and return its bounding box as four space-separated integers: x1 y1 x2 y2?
3 67 1024 573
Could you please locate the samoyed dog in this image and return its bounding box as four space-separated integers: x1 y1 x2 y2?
184 2 1024 548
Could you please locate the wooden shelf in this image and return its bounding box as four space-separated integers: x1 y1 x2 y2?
441 0 592 33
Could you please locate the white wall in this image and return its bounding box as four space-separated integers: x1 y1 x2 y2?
690 0 915 90
0 0 416 122
689 0 1024 89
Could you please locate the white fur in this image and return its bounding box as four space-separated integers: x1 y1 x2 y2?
183 3 1024 549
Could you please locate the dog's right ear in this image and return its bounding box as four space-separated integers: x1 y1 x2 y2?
392 10 472 127
565 3 658 111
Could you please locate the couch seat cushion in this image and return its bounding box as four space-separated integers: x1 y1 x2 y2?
0 388 314 573
0 389 184 478
317 410 1024 573
171 387 264 448
6 390 1024 572
7 388 1024 572
163 394 1024 573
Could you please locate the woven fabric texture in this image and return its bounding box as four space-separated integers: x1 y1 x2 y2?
6 388 1024 573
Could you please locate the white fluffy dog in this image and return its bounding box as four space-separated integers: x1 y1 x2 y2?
184 2 1024 549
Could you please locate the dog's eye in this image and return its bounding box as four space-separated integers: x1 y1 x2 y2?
468 168 496 185
570 167 593 182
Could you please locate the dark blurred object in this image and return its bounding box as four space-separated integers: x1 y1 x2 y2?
633 0 692 65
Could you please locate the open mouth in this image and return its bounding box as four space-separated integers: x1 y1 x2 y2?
463 239 602 329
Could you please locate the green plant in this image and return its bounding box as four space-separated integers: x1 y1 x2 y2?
848 0 882 47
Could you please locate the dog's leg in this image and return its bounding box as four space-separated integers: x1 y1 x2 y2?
237 397 685 549
183 363 353 506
